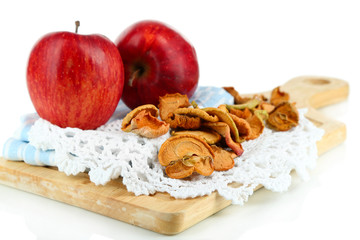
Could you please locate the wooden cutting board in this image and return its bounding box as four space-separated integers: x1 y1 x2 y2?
0 75 349 235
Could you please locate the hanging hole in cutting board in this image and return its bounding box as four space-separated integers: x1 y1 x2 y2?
305 78 331 85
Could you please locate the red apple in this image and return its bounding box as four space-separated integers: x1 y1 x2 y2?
27 23 124 130
115 20 199 109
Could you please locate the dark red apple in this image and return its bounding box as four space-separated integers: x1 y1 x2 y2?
115 20 199 109
27 23 124 130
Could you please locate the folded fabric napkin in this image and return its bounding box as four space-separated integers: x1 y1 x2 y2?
2 86 234 166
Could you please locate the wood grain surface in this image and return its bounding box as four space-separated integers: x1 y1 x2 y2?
0 75 349 235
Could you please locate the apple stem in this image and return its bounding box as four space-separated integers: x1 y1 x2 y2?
75 21 80 33
128 69 141 87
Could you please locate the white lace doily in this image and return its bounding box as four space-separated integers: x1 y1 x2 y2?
28 109 324 205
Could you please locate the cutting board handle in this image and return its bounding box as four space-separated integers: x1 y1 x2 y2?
282 75 349 109
281 75 349 155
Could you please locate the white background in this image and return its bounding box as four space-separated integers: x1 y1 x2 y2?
0 0 359 239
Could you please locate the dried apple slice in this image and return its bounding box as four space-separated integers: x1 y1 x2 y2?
158 135 215 179
229 107 253 119
211 145 236 171
174 108 219 122
229 113 251 141
246 111 265 140
270 86 290 106
171 129 222 144
223 86 251 104
194 158 214 176
267 102 299 131
226 99 260 111
166 113 202 129
203 122 244 156
158 93 190 121
217 104 228 112
165 160 194 179
129 110 170 138
202 107 241 143
259 102 275 113
166 107 220 130
121 104 159 131
183 154 214 176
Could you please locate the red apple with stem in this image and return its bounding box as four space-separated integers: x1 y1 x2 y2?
27 21 124 130
115 20 199 109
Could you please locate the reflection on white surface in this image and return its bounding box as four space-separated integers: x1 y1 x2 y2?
0 211 36 240
89 234 115 240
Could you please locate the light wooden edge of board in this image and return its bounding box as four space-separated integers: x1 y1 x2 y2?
0 75 349 235
0 159 233 235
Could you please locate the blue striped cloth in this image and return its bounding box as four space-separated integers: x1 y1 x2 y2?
2 86 234 166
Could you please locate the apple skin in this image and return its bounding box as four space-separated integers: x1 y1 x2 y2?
115 20 199 109
27 32 124 130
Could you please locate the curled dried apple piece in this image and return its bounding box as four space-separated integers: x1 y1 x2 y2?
254 109 269 121
174 108 219 122
217 104 228 112
165 160 194 179
158 93 191 121
229 111 265 141
203 107 241 143
165 108 219 130
223 86 251 104
121 104 159 131
211 145 236 171
158 135 215 179
270 86 290 106
166 113 202 129
203 122 244 156
259 102 275 113
171 129 222 144
246 111 265 140
226 98 260 111
267 102 299 131
129 110 170 138
229 113 252 141
229 107 253 120
186 154 215 176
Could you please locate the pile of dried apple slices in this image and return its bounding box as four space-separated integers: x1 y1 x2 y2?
121 86 299 179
